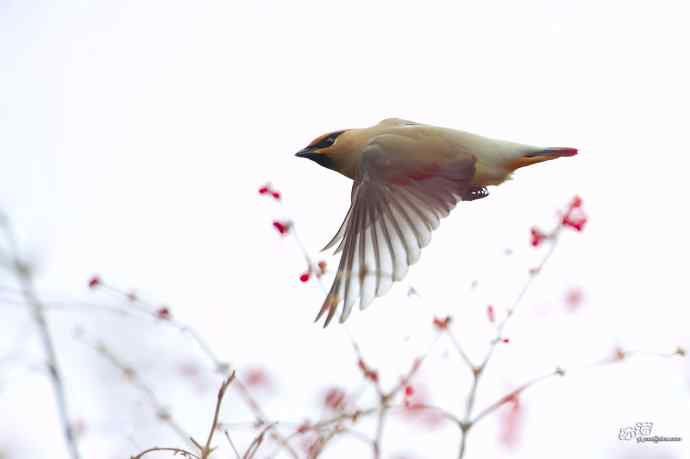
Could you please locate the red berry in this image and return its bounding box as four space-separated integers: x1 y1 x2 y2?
272 220 290 235
432 316 452 330
562 214 587 232
530 227 547 247
487 305 496 323
87 275 101 289
323 388 346 410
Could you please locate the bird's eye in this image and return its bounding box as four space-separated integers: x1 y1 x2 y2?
310 131 345 149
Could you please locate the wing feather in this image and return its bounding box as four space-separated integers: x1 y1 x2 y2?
373 196 398 292
317 142 476 326
367 201 383 297
321 207 350 252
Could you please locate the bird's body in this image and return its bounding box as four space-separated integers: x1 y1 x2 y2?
296 118 577 326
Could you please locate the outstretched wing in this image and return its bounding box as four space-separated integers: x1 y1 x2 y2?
316 139 476 326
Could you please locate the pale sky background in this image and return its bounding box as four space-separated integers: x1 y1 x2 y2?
1 1 689 458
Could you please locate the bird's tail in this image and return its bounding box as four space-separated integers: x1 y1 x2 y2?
510 147 578 170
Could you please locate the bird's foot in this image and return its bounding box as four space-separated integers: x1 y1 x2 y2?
462 186 489 201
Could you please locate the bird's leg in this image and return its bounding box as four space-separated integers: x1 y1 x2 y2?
462 186 489 201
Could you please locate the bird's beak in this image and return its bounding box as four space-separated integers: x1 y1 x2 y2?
511 147 578 169
295 147 337 170
295 148 318 159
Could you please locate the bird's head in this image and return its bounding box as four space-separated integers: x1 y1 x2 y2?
295 130 350 171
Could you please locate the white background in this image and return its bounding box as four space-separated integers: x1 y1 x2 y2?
1 1 689 458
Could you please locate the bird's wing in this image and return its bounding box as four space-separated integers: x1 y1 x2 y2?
316 137 476 326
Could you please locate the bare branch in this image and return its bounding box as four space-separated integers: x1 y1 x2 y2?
242 422 276 459
0 215 82 459
232 379 300 459
130 446 200 459
446 330 475 370
470 368 562 426
223 429 242 459
372 405 388 459
201 372 236 458
128 373 236 459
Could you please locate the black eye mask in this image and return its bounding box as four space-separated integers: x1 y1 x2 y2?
310 130 345 149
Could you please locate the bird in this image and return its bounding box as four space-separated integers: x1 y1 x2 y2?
295 118 577 326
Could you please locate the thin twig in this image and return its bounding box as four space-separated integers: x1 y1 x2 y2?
446 331 475 370
223 429 242 459
372 405 388 459
131 447 199 459
242 422 276 459
471 368 561 425
130 372 236 459
200 372 236 458
232 379 300 459
388 356 423 397
0 215 82 459
233 379 270 422
350 342 384 397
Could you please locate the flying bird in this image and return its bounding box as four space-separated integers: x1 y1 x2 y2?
295 118 577 326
